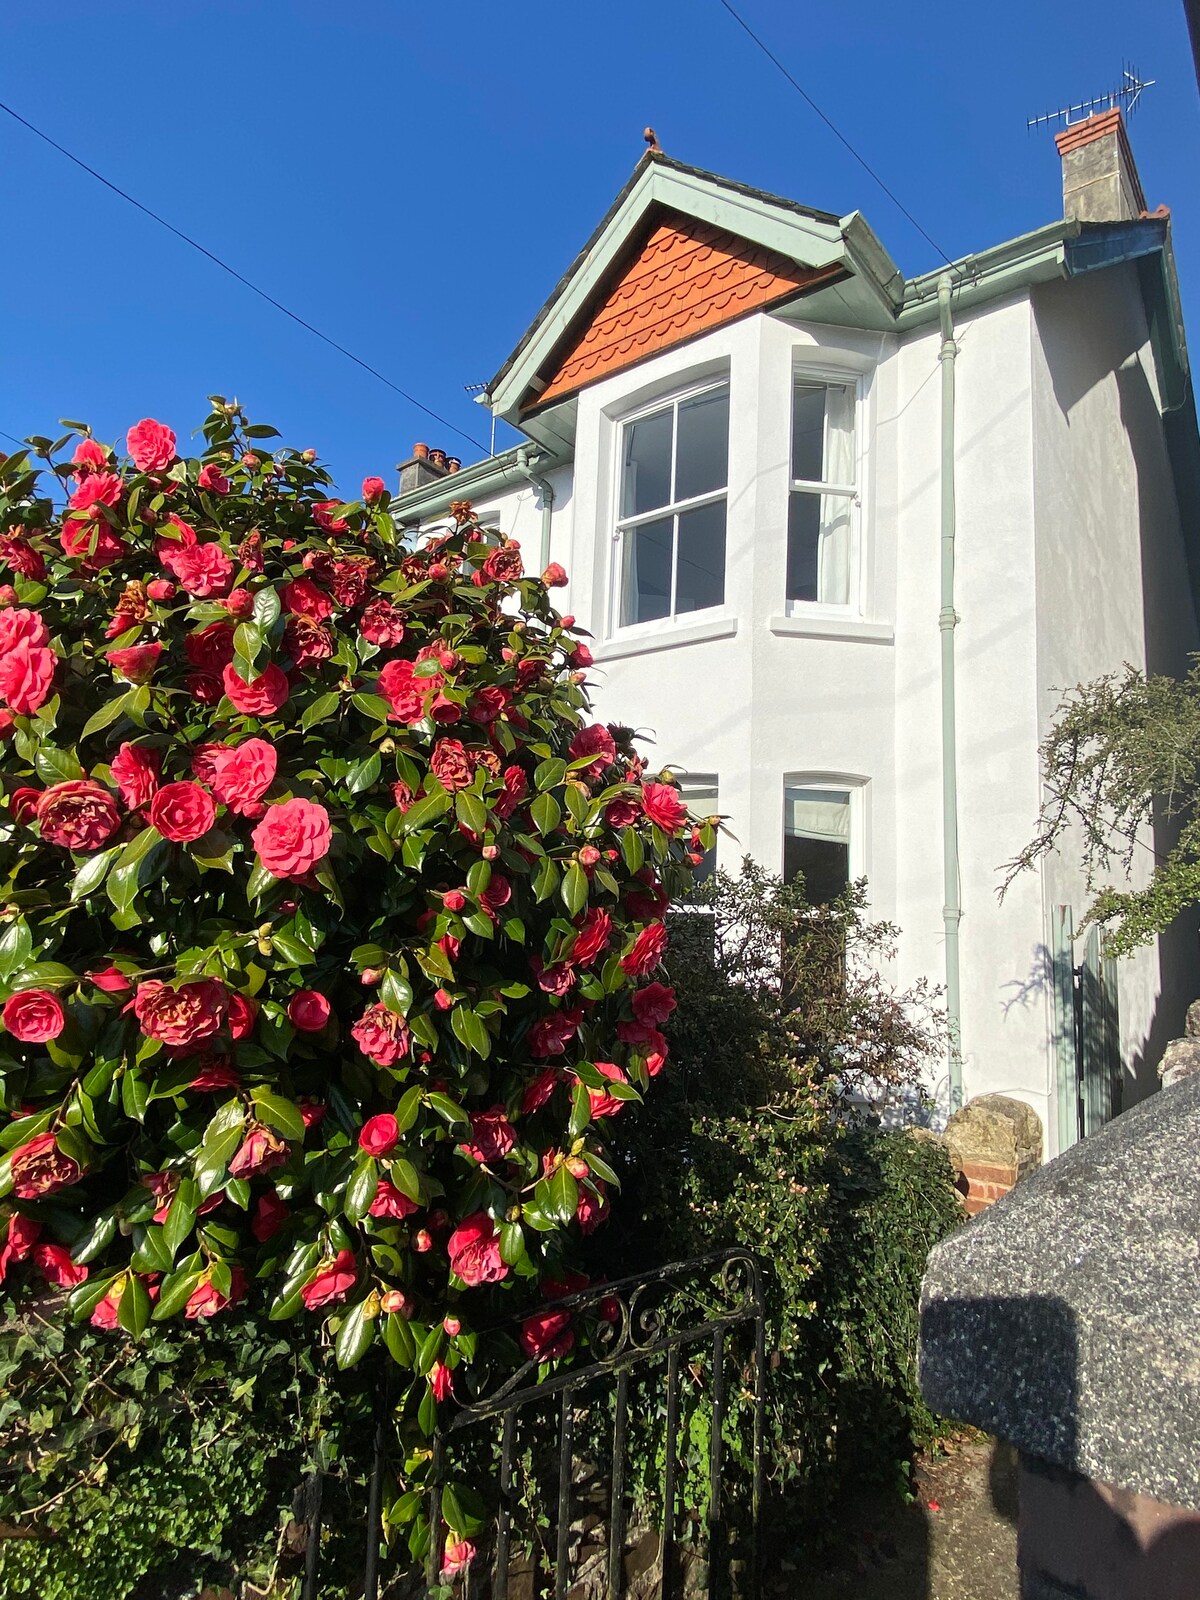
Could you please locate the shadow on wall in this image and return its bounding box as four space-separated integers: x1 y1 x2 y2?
921 1294 1200 1599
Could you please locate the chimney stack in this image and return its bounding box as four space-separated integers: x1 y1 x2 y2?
396 443 448 496
1055 108 1146 223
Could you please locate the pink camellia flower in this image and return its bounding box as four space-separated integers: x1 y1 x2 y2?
126 418 177 472
441 1535 476 1581
520 1308 575 1362
0 607 48 653
640 781 688 834
429 740 474 791
362 475 386 503
0 638 57 715
207 738 276 816
89 1283 123 1328
67 470 122 514
251 1191 289 1242
154 512 197 562
185 1265 248 1320
228 1122 288 1179
369 1181 419 1220
604 797 640 828
300 1247 357 1310
287 990 331 1032
2 989 66 1043
11 1131 83 1199
110 742 160 810
428 1361 454 1401
133 978 228 1051
542 562 568 587
358 1113 400 1157
72 438 109 473
442 890 466 913
223 662 289 718
571 907 612 966
280 578 334 621
351 1004 411 1067
377 658 432 723
584 1061 628 1120
459 1106 516 1166
148 781 217 843
568 723 616 781
251 798 332 879
168 543 235 598
36 780 121 852
447 1212 508 1287
105 642 163 684
621 921 668 977
197 461 231 495
33 1241 88 1289
632 982 677 1026
359 599 406 647
0 1213 42 1283
60 517 128 571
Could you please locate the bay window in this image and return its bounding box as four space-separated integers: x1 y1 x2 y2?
787 377 857 608
615 382 729 628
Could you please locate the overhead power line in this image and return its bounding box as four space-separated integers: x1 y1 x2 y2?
0 99 486 454
712 0 956 269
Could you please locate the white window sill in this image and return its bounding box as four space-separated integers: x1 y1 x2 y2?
593 616 739 663
770 614 894 645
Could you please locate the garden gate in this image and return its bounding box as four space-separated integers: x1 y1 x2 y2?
301 1247 767 1600
1050 906 1122 1151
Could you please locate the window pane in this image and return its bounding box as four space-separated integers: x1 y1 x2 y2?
679 781 718 883
675 501 726 614
784 787 851 905
787 493 820 602
791 382 827 482
621 407 673 518
675 387 729 502
621 517 673 625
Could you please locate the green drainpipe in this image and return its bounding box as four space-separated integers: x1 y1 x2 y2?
938 274 964 1112
516 446 555 574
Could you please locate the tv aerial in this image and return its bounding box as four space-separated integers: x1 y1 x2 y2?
1027 65 1155 131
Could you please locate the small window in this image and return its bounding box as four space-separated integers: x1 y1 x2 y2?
677 775 719 884
784 785 851 905
787 379 856 608
616 385 729 628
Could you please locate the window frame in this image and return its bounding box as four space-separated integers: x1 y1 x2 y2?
781 775 866 902
609 377 731 637
785 365 866 619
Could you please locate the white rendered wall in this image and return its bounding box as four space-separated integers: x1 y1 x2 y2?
1031 264 1200 1127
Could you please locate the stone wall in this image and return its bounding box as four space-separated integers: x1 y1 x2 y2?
944 1094 1043 1216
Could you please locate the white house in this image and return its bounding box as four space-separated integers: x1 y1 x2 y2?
393 112 1200 1157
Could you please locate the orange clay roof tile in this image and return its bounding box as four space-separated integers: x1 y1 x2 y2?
530 212 837 408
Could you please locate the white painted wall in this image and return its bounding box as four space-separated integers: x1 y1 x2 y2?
434 264 1193 1152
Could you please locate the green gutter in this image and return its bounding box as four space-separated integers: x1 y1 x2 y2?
898 221 1078 330
390 443 561 527
938 275 964 1112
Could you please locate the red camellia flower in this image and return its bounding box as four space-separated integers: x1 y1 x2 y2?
185 620 235 675
229 1122 288 1179
441 1536 476 1581
482 544 523 583
36 780 121 852
190 1057 241 1091
585 1061 628 1119
287 990 331 1032
521 1064 563 1109
351 1003 411 1067
568 723 616 781
632 982 677 1026
105 642 163 684
127 418 177 472
640 781 688 834
149 781 217 843
281 578 334 621
428 739 474 791
2 989 66 1043
541 562 568 587
459 1106 516 1166
577 1181 610 1234
197 461 231 495
185 1265 248 1320
0 638 57 715
11 1131 84 1199
226 991 258 1041
133 978 228 1050
358 1113 400 1157
0 1213 42 1283
313 500 349 534
362 475 386 503
72 438 109 472
168 543 235 598
88 964 132 993
222 662 289 718
520 1308 575 1361
206 737 276 816
369 1181 419 1219
251 1191 289 1242
251 798 332 879
110 742 160 810
8 787 40 824
300 1248 357 1310
621 921 668 977
33 1241 88 1289
377 658 431 723
60 517 128 572
447 1213 508 1287
67 470 122 514
359 599 406 647
0 607 48 653
428 1360 455 1401
571 907 612 966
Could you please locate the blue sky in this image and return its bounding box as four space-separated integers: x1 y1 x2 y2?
1 1 1195 491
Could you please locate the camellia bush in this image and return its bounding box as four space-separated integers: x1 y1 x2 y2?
0 401 709 1576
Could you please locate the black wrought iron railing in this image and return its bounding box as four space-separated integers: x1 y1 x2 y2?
301 1247 767 1599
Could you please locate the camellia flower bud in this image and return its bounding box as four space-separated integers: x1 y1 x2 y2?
241 453 258 470
412 1229 433 1254
381 1289 412 1316
566 1156 589 1179
443 1315 461 1337
361 967 382 986
301 448 317 462
578 846 601 869
146 578 176 601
